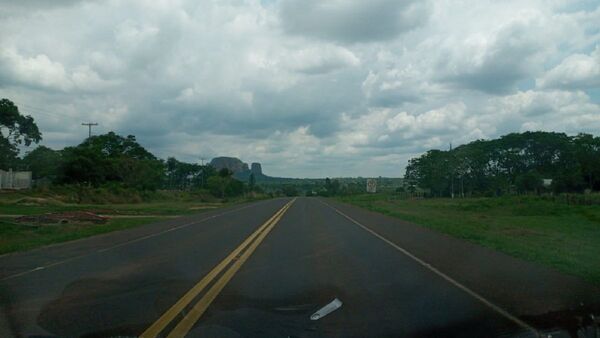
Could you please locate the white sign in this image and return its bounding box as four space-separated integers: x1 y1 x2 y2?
366 178 377 193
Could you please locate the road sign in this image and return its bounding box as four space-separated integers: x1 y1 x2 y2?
366 178 377 193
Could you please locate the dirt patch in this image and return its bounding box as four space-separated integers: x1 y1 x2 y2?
85 208 120 215
99 215 179 218
15 211 109 225
189 205 219 210
12 197 63 206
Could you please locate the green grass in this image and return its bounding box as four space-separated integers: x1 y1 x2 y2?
0 189 265 216
0 201 224 216
0 189 268 255
337 194 600 284
0 217 162 255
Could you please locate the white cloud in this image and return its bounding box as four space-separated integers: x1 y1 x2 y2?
283 45 360 75
0 48 71 91
0 47 118 92
0 0 599 177
536 46 600 89
433 8 555 93
484 89 600 134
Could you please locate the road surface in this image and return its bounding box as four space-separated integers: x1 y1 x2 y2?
1 197 598 337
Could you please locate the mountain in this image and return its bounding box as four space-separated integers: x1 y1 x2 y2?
209 156 267 181
209 156 299 183
209 157 249 174
209 156 403 188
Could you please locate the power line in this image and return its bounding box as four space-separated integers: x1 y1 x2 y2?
81 122 98 138
19 103 73 119
18 106 75 126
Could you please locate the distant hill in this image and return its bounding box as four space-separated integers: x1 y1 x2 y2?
209 156 403 188
210 157 249 173
209 156 270 182
209 156 326 183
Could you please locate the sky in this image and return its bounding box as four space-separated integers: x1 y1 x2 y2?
0 0 599 178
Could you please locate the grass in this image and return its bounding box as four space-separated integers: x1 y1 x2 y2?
0 200 224 216
0 189 247 216
0 188 268 255
337 194 600 284
0 217 162 255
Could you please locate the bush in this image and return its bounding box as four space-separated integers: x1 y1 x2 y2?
515 172 543 193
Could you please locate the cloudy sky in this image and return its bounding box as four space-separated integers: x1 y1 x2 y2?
1 0 599 178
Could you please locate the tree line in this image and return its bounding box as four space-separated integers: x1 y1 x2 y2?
0 99 247 198
405 131 600 197
16 133 247 197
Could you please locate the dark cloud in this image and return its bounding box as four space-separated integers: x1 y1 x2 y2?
0 0 89 17
279 0 430 43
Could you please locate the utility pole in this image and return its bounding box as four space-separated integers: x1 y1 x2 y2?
81 122 98 138
450 142 454 199
199 157 207 188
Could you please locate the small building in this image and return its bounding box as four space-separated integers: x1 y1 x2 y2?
542 179 553 188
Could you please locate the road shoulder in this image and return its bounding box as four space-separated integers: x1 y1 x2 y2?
321 198 600 323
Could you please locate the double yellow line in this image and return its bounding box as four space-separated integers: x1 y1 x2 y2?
141 198 296 338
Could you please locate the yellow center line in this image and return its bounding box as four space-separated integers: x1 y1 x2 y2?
166 198 295 337
140 199 295 338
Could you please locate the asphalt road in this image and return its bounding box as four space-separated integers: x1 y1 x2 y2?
0 197 598 337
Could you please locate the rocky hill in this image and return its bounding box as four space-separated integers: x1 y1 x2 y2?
209 157 249 173
209 157 267 181
250 163 262 175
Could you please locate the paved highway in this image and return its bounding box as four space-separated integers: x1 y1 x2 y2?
1 197 598 337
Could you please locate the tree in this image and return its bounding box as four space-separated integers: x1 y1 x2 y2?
249 173 256 191
60 145 108 186
198 164 216 189
515 171 543 194
405 150 452 196
164 157 209 190
572 133 600 190
330 179 340 195
59 132 163 190
22 146 62 179
325 177 331 196
281 185 298 196
404 131 600 195
207 172 245 198
78 132 156 161
0 99 42 169
219 168 232 178
206 176 224 197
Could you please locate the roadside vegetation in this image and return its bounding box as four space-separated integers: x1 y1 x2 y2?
0 188 249 216
0 98 267 254
405 131 600 196
1 99 256 199
336 132 600 284
0 217 159 255
338 193 600 284
0 188 263 255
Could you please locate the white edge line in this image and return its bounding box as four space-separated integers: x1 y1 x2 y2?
0 199 281 282
319 199 540 337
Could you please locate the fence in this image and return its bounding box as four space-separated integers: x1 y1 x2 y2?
0 169 32 190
